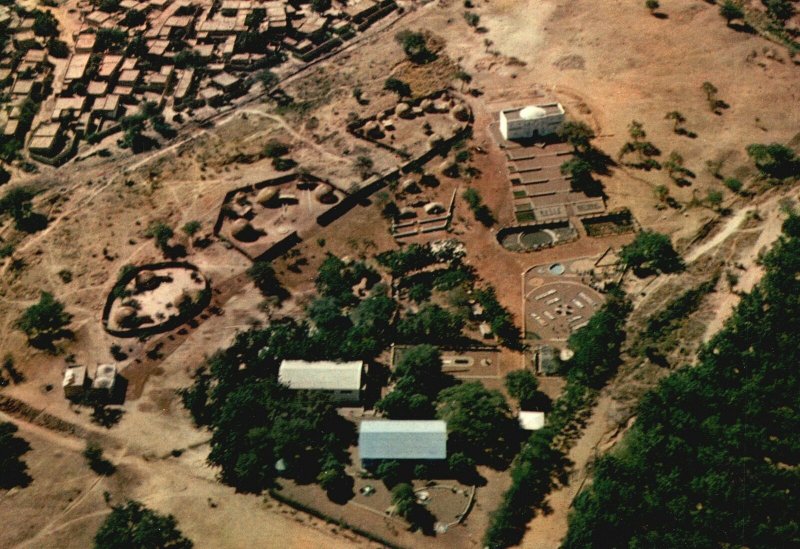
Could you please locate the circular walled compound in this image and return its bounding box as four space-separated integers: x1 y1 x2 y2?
103 262 211 337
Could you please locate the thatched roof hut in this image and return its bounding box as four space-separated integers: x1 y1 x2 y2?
231 219 254 240
256 187 279 206
114 306 137 326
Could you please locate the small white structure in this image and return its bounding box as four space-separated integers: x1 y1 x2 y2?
278 360 366 404
499 102 565 141
92 364 117 397
359 420 448 466
63 366 89 399
518 411 546 431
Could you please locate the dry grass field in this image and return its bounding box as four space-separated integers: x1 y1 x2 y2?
0 0 798 547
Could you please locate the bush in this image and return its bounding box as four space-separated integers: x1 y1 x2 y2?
723 177 743 193
83 441 115 475
263 140 289 158
15 291 72 348
384 77 411 97
746 142 798 179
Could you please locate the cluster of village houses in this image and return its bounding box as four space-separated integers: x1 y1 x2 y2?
1 0 396 165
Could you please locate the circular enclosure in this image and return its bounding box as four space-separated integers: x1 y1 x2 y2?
103 262 211 337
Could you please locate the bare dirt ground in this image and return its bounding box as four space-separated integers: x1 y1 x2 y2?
1 0 798 546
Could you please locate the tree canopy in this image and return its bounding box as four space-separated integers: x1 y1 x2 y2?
94 500 193 549
15 291 72 349
746 142 798 179
620 230 683 274
437 382 519 466
563 220 800 549
0 422 31 489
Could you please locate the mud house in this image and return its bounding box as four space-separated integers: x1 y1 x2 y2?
91 364 118 399
278 360 366 404
499 102 565 141
358 420 447 468
62 366 89 399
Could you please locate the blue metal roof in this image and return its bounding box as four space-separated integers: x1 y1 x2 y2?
358 420 447 460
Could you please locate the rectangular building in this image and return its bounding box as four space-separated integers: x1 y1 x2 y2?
499 102 565 141
358 420 447 466
278 360 365 403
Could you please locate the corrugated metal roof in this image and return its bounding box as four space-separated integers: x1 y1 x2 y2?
359 420 447 460
278 360 363 391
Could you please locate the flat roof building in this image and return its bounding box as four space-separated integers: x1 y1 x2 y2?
518 411 546 431
499 102 565 141
63 366 88 399
359 420 447 465
278 360 365 403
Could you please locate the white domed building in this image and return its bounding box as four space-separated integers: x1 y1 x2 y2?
499 102 565 140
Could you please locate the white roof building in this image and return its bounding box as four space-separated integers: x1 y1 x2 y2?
278 360 365 403
518 411 546 431
359 420 447 462
499 102 565 141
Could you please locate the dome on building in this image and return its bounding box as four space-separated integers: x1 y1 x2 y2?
519 105 548 120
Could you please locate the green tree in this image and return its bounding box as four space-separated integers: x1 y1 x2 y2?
259 69 278 89
94 500 193 549
397 304 464 344
566 288 632 387
263 140 289 158
0 187 36 230
310 0 330 12
764 0 795 22
746 142 798 179
645 0 659 13
15 291 72 348
48 38 69 58
505 370 550 411
83 441 115 476
121 8 145 26
706 189 724 210
723 177 743 194
394 30 433 63
463 11 480 27
664 110 686 133
32 9 59 37
0 422 31 489
376 345 446 419
181 220 201 237
560 157 593 191
437 382 518 465
719 0 745 25
375 459 402 487
247 260 282 296
145 222 173 253
620 230 683 274
384 77 411 97
557 121 596 153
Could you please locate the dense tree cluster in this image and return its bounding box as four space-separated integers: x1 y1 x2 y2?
0 422 31 489
484 288 631 548
437 382 519 467
565 286 632 387
376 345 449 419
564 223 800 548
94 500 193 549
473 286 521 348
